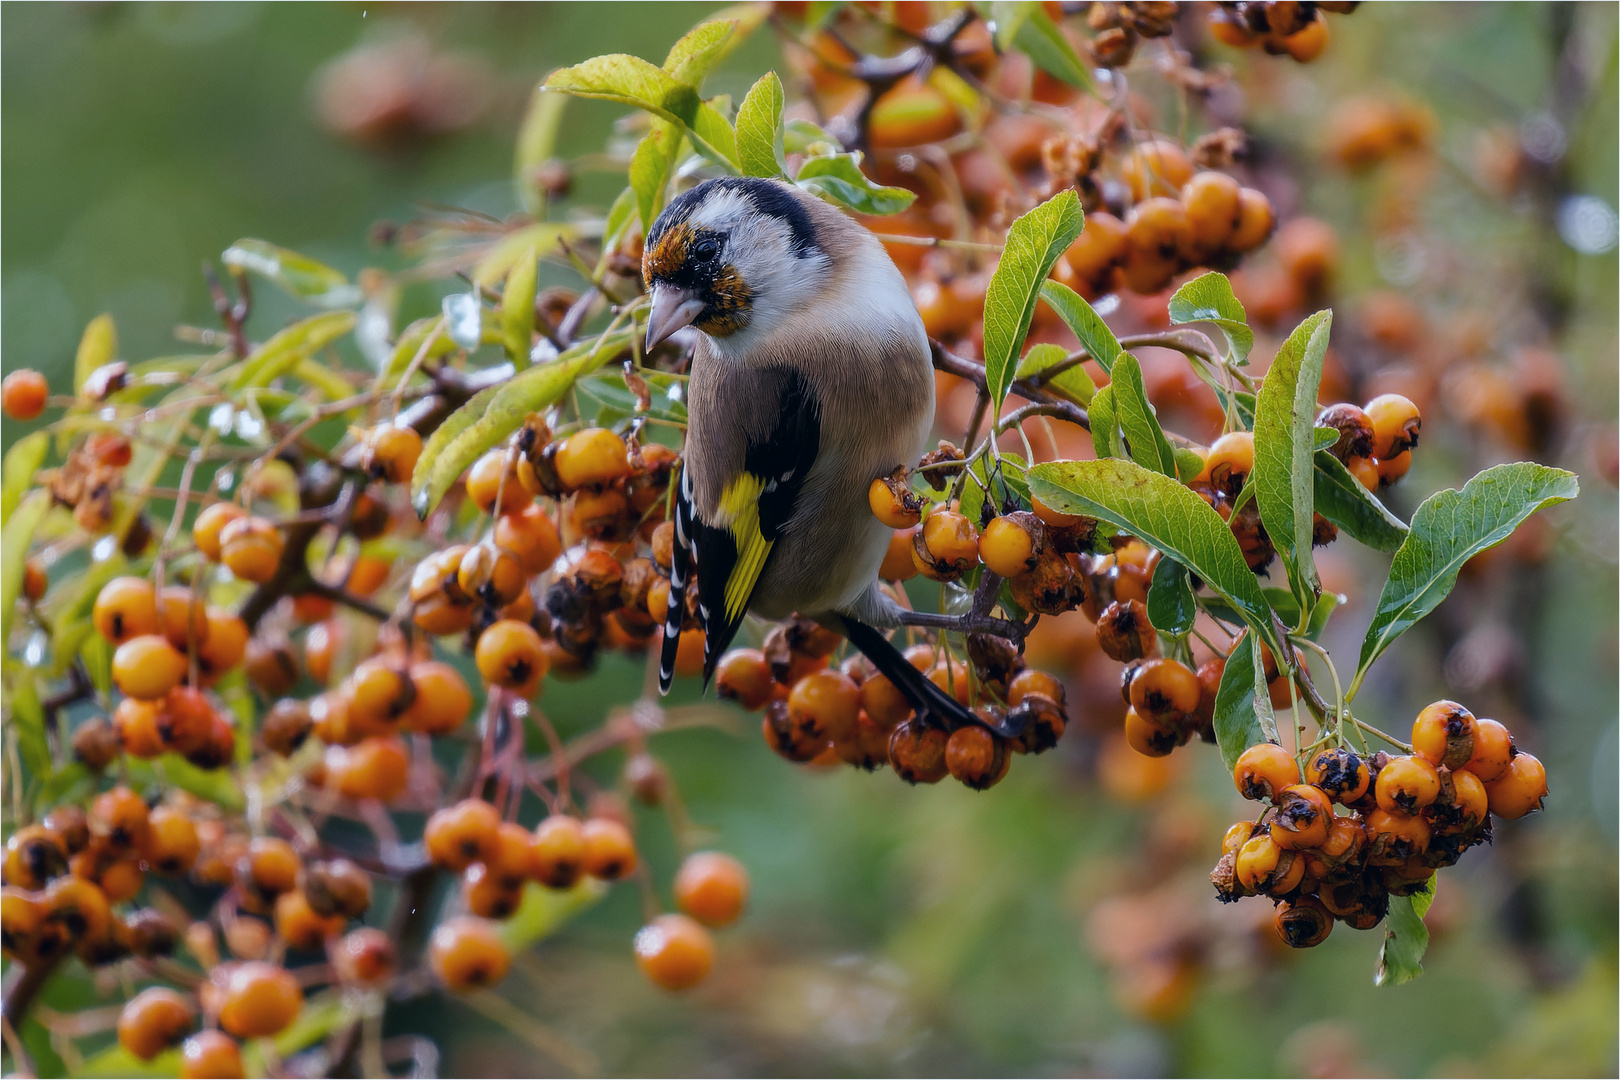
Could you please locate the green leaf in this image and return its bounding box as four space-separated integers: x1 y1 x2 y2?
501 247 539 370
229 310 356 391
1168 271 1254 364
736 71 787 178
10 669 52 778
1148 556 1195 637
960 451 1030 529
662 17 736 87
1355 463 1578 687
73 313 118 396
473 222 573 288
1013 4 1096 94
1039 279 1122 376
1016 342 1094 406
1314 450 1408 552
1306 591 1345 641
1314 426 1340 452
544 55 738 169
1215 385 1257 428
1089 384 1118 460
630 121 682 232
2 431 49 524
222 239 360 308
412 328 634 517
1213 631 1270 772
1376 877 1435 986
784 117 838 154
982 191 1084 411
807 0 846 29
795 151 916 214
603 185 639 251
500 878 609 952
1252 309 1332 607
1175 447 1206 483
1 490 49 645
1110 353 1176 476
514 85 567 215
1028 458 1278 651
384 316 456 382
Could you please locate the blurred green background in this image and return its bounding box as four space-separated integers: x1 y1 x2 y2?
3 3 1616 1076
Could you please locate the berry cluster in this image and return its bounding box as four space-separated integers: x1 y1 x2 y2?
716 614 1071 791
1208 2 1361 62
1211 703 1546 948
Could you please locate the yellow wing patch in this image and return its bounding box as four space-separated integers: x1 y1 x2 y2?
718 473 773 624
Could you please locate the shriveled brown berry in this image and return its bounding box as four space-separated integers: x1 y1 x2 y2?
1274 895 1333 948
1095 599 1155 662
1317 403 1375 462
888 719 948 784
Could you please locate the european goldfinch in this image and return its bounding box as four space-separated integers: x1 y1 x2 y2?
643 176 977 729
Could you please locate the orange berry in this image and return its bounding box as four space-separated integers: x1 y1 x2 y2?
1411 699 1477 770
1274 216 1339 293
218 961 302 1038
1234 833 1303 895
979 512 1044 578
430 916 510 991
4 826 66 890
887 719 948 783
22 557 48 602
1270 784 1333 850
674 852 749 928
1228 187 1275 252
141 806 201 876
423 799 502 872
1375 754 1442 814
1364 808 1431 864
347 657 415 728
531 815 587 889
179 1030 244 1080
1233 742 1300 801
867 476 922 529
1126 196 1192 262
118 986 194 1061
633 913 715 991
553 427 631 491
1432 767 1489 832
494 504 563 575
1484 752 1547 819
868 74 961 148
1 369 49 420
1127 657 1200 725
197 610 249 684
1346 455 1381 492
331 926 396 986
1303 746 1369 804
327 736 410 802
401 660 473 735
1123 706 1178 757
91 785 151 850
240 837 300 899
1462 717 1514 782
913 508 980 581
462 862 524 920
1095 599 1155 662
1065 212 1129 285
218 516 284 583
94 576 160 644
1377 451 1411 486
361 424 422 484
1181 170 1243 254
1364 393 1422 459
715 649 775 711
1123 138 1194 201
581 817 638 881
1199 430 1255 496
873 525 915 580
42 874 112 941
475 619 547 690
273 890 346 952
465 449 532 514
786 670 862 745
945 725 1010 789
192 503 246 561
1273 895 1332 949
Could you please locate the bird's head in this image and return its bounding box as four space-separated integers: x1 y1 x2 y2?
642 177 833 352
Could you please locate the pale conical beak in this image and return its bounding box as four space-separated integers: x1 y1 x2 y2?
645 285 706 350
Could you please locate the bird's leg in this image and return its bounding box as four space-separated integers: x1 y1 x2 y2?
895 571 1032 644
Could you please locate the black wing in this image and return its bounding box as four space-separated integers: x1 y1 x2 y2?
658 368 822 693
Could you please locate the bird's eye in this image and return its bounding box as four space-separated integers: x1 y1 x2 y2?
692 237 720 262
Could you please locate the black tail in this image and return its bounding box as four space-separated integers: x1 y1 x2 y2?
658 473 696 695
837 616 1021 736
